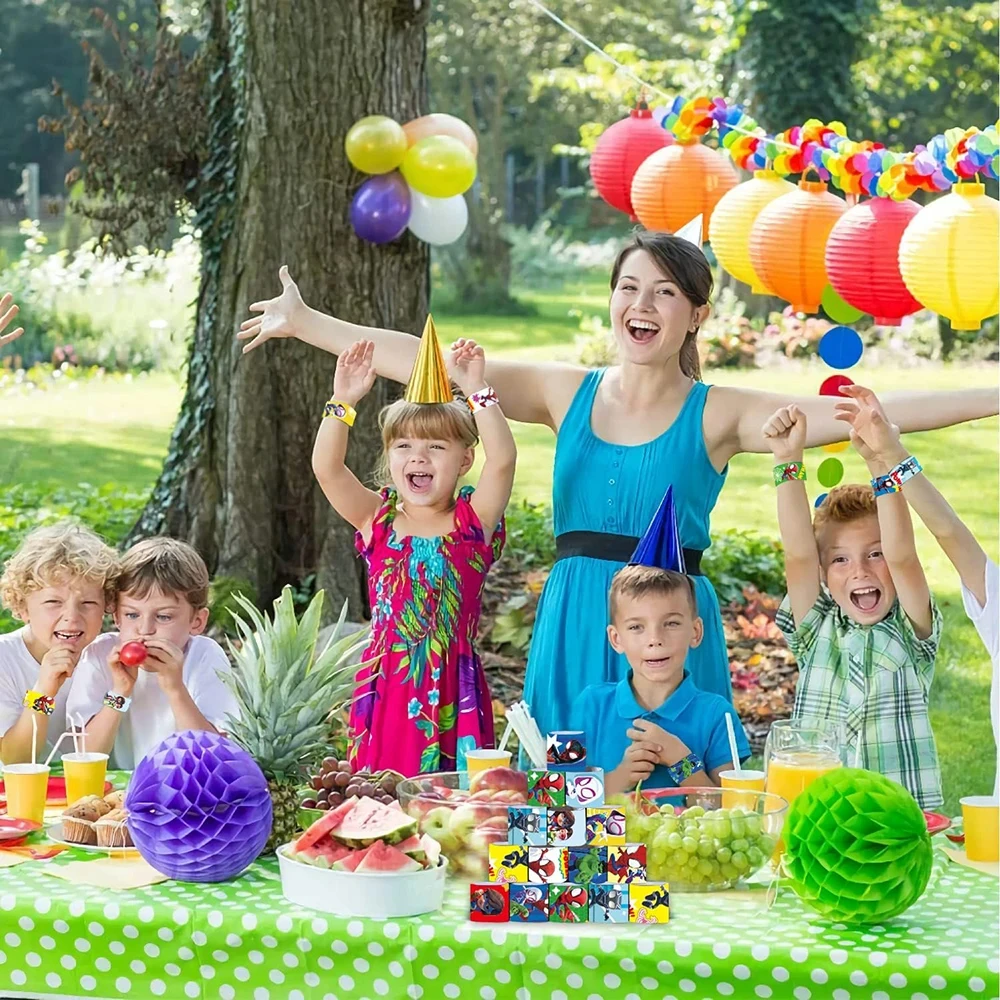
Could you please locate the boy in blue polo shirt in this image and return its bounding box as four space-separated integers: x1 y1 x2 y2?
571 565 750 795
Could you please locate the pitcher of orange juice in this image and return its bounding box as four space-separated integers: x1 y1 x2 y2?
765 719 844 856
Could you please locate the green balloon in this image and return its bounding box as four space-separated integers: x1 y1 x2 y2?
821 284 865 324
817 457 844 488
784 768 933 924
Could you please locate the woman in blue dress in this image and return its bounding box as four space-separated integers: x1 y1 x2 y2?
238 235 997 739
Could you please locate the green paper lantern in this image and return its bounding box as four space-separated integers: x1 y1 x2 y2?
784 768 932 924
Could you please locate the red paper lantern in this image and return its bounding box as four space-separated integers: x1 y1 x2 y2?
590 103 674 218
825 198 923 325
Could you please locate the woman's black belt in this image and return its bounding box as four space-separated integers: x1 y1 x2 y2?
555 531 704 576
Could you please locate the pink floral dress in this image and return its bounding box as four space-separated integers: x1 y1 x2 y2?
348 486 505 776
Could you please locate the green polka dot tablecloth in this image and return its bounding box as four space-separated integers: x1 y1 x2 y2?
0 850 994 1000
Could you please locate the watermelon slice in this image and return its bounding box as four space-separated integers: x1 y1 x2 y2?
293 841 353 868
354 839 421 873
331 797 417 848
419 833 442 867
333 842 380 872
292 799 355 853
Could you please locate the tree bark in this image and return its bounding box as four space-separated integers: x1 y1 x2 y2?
129 0 430 618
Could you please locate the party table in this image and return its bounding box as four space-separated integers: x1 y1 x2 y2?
0 845 994 1000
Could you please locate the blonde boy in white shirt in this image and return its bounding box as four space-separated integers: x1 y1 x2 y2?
68 537 238 769
837 385 999 795
0 522 118 763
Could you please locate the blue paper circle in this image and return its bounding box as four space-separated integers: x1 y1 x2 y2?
818 326 864 370
814 493 829 508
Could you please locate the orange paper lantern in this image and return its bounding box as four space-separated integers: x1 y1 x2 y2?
898 182 1000 331
590 103 673 218
630 142 739 235
749 180 847 314
825 198 922 326
708 169 796 293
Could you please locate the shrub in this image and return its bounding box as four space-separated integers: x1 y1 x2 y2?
504 500 557 568
703 529 786 606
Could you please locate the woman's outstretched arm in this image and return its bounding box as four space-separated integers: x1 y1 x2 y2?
709 384 998 463
237 266 583 428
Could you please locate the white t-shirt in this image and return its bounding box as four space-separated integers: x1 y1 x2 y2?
961 557 999 796
66 632 239 770
0 628 72 754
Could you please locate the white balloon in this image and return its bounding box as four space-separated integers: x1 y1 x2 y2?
406 188 468 245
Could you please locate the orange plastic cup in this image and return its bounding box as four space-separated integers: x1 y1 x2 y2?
2 763 50 824
63 752 109 806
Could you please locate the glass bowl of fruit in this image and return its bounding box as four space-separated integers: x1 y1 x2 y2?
299 756 405 829
396 768 527 880
610 787 788 892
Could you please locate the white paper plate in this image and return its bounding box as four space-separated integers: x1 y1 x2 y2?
46 821 138 855
277 844 447 918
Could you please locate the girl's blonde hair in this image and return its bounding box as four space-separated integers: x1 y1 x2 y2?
376 399 479 487
0 521 119 615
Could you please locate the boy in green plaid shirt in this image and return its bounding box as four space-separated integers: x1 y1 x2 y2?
763 387 943 810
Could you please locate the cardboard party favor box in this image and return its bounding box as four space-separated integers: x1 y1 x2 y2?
527 769 566 808
607 844 647 883
470 883 509 922
589 883 629 923
527 847 568 884
548 884 589 922
488 844 528 883
585 807 627 846
509 883 549 922
507 805 548 845
567 847 607 885
628 882 670 923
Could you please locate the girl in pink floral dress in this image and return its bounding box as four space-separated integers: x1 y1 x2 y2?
311 330 516 776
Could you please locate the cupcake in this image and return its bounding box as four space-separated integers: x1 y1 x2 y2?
95 809 133 848
62 795 112 845
103 790 126 810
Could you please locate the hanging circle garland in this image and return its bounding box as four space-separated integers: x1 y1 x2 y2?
708 169 795 293
749 179 847 314
630 142 739 235
825 198 923 325
590 102 674 218
898 181 1000 330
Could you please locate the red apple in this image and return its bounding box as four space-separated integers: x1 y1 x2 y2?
119 641 148 667
469 766 528 797
491 789 527 804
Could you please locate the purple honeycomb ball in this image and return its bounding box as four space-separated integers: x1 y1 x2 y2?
125 730 272 882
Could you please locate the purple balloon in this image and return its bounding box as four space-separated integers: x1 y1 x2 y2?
350 172 411 244
126 730 272 883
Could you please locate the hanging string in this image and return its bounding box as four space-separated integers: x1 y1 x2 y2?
518 0 800 151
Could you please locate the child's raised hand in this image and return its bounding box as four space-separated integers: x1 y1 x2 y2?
107 647 138 699
237 266 306 354
141 638 185 694
37 646 77 697
333 339 377 405
835 384 901 464
761 404 807 462
0 293 23 348
448 338 487 395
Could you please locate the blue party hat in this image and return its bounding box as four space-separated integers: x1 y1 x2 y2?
630 486 686 573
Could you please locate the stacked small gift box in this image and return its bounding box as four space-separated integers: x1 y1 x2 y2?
469 732 669 923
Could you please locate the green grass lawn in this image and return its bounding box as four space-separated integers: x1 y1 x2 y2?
0 283 997 812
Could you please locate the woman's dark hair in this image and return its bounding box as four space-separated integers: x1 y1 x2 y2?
610 230 714 380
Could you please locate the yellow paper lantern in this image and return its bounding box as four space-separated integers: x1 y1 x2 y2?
708 169 796 293
898 182 1000 331
749 180 847 314
630 142 739 234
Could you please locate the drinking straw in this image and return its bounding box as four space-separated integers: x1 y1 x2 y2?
497 716 514 753
31 714 37 766
853 734 862 769
75 714 86 754
43 730 76 768
725 713 741 773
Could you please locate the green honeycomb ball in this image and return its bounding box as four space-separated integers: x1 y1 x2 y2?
784 768 933 924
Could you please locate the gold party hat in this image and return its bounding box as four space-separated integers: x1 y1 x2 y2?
404 315 454 404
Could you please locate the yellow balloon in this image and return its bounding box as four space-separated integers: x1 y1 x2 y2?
401 135 477 198
403 113 478 156
345 116 407 175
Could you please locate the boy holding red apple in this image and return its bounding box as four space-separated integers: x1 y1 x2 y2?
68 537 237 768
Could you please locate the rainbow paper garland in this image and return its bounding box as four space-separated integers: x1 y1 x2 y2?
653 94 998 200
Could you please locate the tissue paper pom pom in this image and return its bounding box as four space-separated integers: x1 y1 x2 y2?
126 730 273 882
784 768 932 924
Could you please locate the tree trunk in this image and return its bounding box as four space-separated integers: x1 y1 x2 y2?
128 0 430 618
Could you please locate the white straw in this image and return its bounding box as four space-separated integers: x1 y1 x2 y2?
31 714 37 766
75 714 86 755
43 730 76 769
854 735 863 769
725 714 741 773
497 716 514 753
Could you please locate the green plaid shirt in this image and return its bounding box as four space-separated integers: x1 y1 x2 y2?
776 590 943 809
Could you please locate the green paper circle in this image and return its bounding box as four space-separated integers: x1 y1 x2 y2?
817 458 844 488
821 284 865 324
784 768 933 925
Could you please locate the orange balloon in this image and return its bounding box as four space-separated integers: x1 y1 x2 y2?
749 180 847 314
402 114 478 157
629 142 739 234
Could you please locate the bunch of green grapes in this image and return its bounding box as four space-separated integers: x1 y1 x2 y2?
639 805 777 889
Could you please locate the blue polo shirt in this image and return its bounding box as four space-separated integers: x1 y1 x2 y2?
570 672 751 788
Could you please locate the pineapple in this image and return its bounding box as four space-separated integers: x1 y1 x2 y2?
222 586 369 852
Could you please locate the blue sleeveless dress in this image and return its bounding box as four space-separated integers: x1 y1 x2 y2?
522 370 730 742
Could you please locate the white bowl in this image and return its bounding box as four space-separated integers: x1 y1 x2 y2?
276 844 448 918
